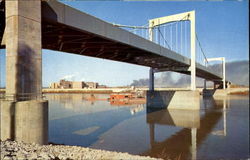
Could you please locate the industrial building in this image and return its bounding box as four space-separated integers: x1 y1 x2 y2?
49 80 99 89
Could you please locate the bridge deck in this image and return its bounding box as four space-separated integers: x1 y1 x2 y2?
0 1 223 81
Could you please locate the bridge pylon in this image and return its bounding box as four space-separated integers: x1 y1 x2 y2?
207 57 226 90
1 0 48 145
148 11 196 91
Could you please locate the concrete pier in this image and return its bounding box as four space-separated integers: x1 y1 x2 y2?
147 90 200 110
1 100 48 144
5 0 42 100
1 0 48 144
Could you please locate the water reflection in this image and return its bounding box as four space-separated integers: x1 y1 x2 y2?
211 97 228 136
47 94 249 160
143 104 223 160
46 94 146 147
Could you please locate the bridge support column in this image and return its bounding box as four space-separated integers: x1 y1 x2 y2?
149 67 154 91
204 79 207 90
1 0 48 144
222 59 226 90
147 90 200 110
1 100 48 144
223 98 227 136
190 11 196 91
149 124 155 147
191 128 197 160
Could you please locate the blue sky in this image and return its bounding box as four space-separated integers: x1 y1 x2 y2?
0 1 249 87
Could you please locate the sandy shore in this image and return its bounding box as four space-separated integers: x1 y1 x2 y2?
1 140 159 160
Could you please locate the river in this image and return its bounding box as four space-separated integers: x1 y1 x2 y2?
46 93 249 160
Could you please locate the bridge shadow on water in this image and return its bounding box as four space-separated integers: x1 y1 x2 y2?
49 106 145 147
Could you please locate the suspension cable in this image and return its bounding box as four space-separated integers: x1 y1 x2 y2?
157 27 171 49
196 33 209 65
113 14 197 57
113 14 210 68
113 14 189 30
112 23 148 29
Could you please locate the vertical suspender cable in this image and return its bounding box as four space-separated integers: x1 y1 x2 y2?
158 27 160 45
184 20 186 57
181 21 182 55
176 23 178 52
171 24 172 50
163 25 166 47
186 21 188 58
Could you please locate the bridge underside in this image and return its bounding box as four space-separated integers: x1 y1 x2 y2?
0 0 223 82
41 20 187 70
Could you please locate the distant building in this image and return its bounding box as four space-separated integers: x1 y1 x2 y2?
49 79 100 89
72 81 85 89
85 82 98 89
59 80 72 89
98 85 107 88
50 82 60 89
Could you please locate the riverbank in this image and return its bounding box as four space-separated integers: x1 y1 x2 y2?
0 87 249 95
1 140 159 160
229 90 249 95
43 88 115 94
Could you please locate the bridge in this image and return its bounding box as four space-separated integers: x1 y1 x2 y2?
0 1 227 94
0 0 229 145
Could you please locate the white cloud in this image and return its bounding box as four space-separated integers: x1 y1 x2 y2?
62 74 76 81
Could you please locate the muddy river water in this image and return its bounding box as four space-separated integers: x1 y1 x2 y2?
46 93 249 160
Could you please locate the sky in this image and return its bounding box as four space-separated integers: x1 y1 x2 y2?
0 0 249 87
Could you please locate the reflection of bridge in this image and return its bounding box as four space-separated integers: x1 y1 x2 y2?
0 0 229 144
143 98 227 160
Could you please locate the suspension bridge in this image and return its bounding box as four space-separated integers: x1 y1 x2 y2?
0 0 228 94
0 0 230 145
